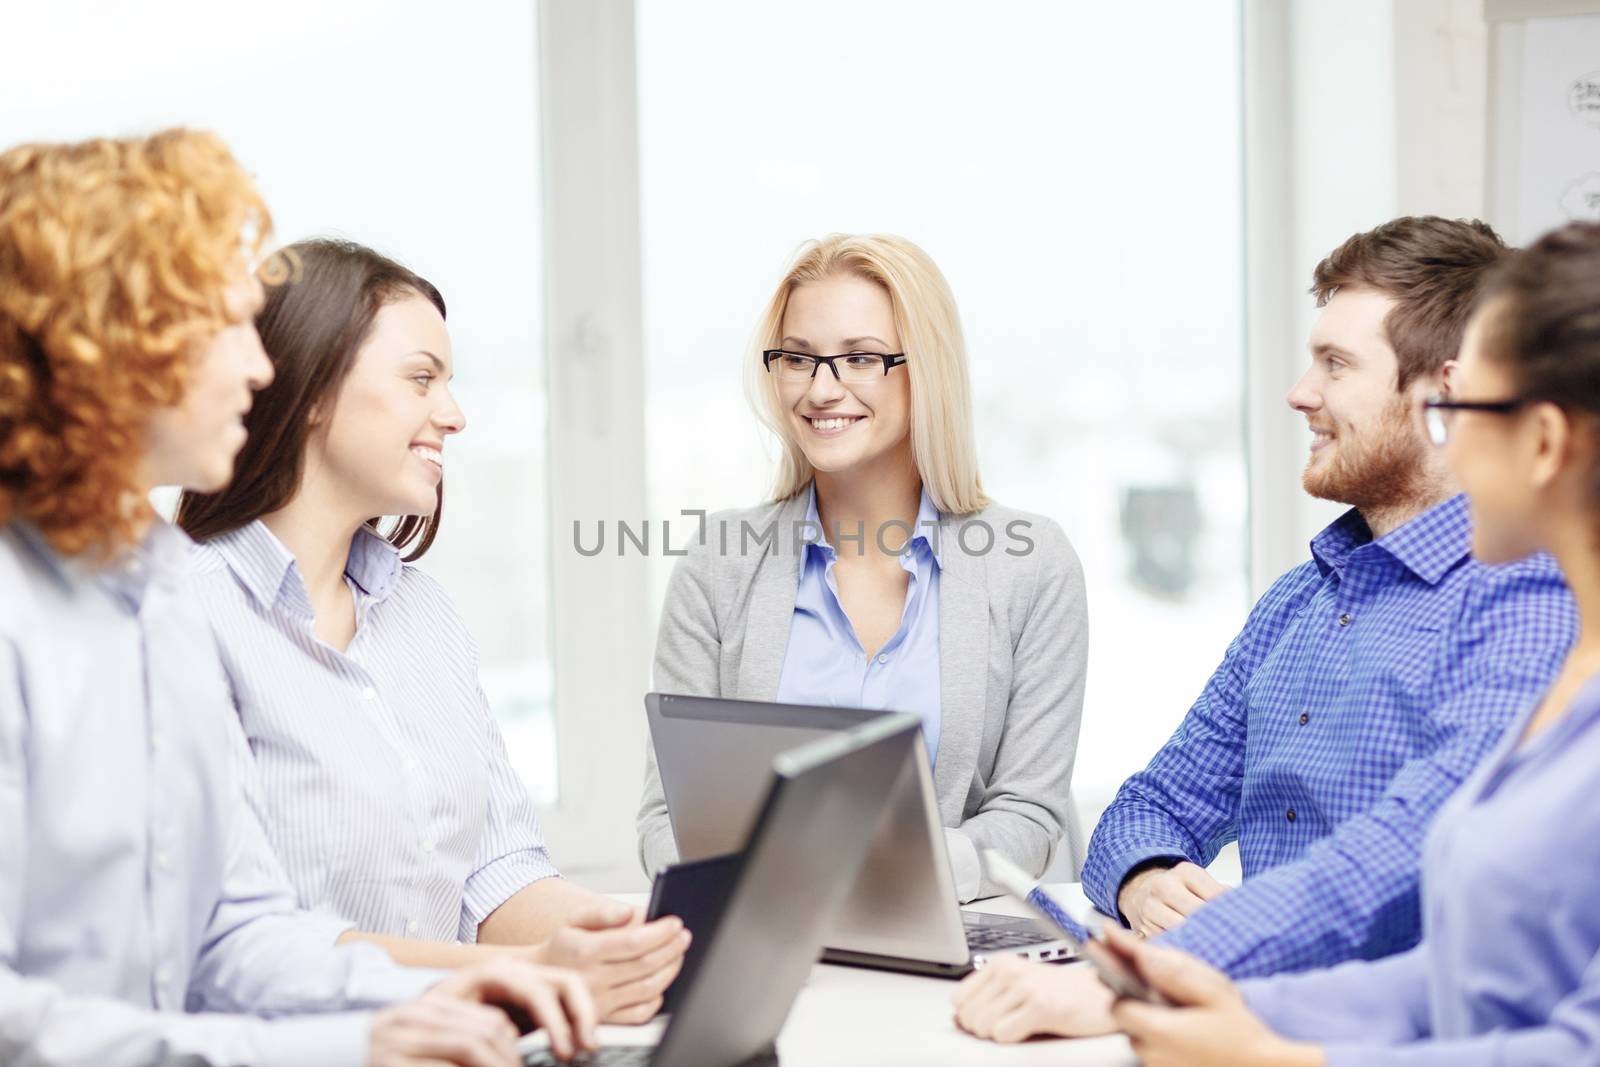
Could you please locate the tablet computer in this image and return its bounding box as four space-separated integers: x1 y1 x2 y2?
981 850 1167 1005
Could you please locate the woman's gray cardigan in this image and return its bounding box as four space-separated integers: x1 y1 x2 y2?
636 491 1088 901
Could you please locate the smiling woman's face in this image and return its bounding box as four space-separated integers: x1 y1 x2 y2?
776 272 912 478
307 292 465 519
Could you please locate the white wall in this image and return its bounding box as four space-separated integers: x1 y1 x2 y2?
1251 0 1491 594
1396 0 1490 220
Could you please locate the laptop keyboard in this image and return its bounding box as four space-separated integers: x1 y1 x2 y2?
524 1045 779 1066
525 1049 655 1067
962 912 1056 952
964 925 1052 951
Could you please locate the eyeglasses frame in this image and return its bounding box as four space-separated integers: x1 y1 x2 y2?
761 349 907 382
1422 395 1526 446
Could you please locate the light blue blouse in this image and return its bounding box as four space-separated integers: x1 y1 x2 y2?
1242 671 1600 1065
775 485 943 763
0 520 438 1067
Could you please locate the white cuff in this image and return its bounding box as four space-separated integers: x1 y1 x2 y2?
460 851 561 942
943 827 982 903
341 950 449 1008
255 1011 373 1067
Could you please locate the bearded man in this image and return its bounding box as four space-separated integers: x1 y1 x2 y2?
954 216 1579 1043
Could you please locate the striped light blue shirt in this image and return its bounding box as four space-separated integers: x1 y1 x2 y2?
775 484 943 761
191 520 558 945
0 520 440 1067
1082 495 1578 978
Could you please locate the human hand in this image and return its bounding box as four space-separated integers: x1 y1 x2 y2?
1105 926 1322 1067
372 957 597 1065
1116 862 1229 937
952 956 1116 1042
523 904 690 1024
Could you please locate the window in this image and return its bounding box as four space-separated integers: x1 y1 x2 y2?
636 0 1248 825
8 0 558 803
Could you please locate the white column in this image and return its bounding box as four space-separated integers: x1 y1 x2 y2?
1244 0 1403 595
538 0 653 889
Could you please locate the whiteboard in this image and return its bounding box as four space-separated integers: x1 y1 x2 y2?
1490 9 1600 244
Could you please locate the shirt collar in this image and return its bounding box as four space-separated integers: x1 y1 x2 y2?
16 519 191 611
1310 494 1471 585
914 488 944 568
802 483 945 568
1376 494 1472 584
1309 508 1373 577
120 520 193 605
210 519 403 613
209 520 301 611
10 522 72 586
345 524 404 599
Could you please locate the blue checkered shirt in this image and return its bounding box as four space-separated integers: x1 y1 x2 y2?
1081 495 1577 977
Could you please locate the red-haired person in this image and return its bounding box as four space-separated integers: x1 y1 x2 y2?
0 130 594 1067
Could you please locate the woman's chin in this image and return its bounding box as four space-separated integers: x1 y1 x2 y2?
363 487 439 522
401 490 442 518
799 439 873 472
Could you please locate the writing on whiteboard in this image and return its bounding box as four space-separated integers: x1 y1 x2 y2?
1560 173 1600 222
1570 71 1600 126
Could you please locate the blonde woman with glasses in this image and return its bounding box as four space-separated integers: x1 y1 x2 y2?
636 233 1088 902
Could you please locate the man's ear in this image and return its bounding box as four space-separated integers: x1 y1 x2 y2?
1437 359 1459 398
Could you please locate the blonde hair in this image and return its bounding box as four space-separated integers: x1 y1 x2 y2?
745 233 989 514
0 129 271 557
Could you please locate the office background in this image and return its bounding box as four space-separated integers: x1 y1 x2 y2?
4 0 1594 890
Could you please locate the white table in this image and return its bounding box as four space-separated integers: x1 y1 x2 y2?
542 883 1138 1066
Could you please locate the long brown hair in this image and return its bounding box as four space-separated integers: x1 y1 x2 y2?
177 238 447 560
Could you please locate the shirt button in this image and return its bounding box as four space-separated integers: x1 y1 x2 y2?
877 654 889 664
406 919 419 934
155 965 172 985
1286 808 1297 823
1298 713 1310 726
154 850 171 872
422 839 435 853
361 687 378 701
1337 613 1352 627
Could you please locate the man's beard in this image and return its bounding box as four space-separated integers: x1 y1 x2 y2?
1302 393 1432 512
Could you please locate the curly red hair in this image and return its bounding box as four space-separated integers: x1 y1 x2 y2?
0 128 272 558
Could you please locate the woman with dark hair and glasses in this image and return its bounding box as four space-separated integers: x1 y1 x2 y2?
177 238 688 1026
1076 222 1600 1067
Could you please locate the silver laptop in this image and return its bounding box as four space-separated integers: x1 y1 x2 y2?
646 693 1075 978
524 713 921 1067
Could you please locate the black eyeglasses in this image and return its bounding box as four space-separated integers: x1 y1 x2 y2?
762 349 907 385
1422 395 1525 446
